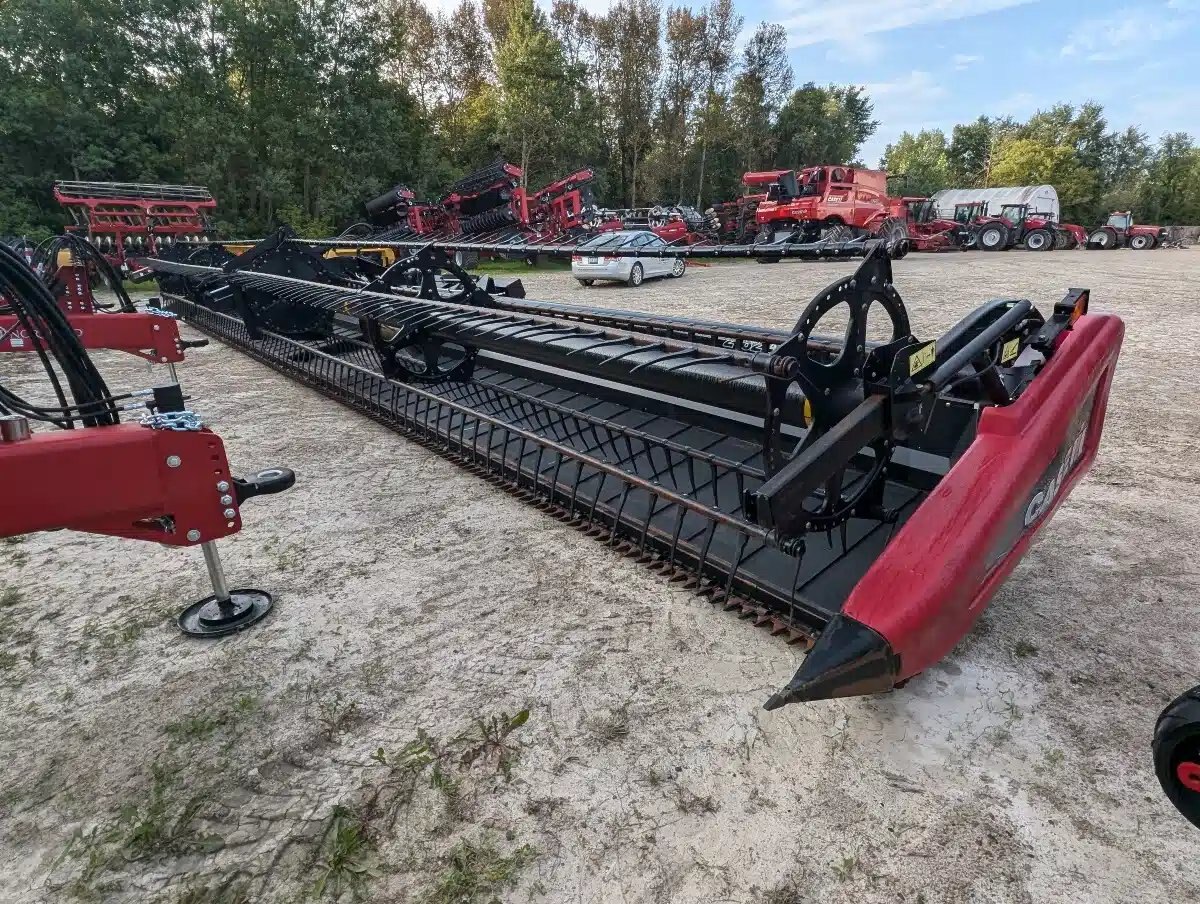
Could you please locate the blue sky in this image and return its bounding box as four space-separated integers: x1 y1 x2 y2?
762 0 1200 164
421 0 1200 166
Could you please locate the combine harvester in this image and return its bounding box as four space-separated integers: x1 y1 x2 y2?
750 166 965 253
53 180 217 271
141 230 1123 708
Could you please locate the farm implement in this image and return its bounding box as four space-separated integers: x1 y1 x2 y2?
360 161 596 245
591 204 710 245
53 180 217 271
139 230 1123 708
0 240 293 636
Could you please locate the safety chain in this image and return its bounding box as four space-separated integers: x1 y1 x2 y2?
144 305 179 319
139 410 204 431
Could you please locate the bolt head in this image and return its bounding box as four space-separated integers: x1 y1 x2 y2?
216 480 230 492
220 494 233 506
223 507 236 519
166 455 182 468
186 529 201 542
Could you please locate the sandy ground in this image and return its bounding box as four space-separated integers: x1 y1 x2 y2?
1 248 1198 903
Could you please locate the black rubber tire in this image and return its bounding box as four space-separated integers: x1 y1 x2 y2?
1130 234 1154 250
627 262 644 287
669 258 686 278
1153 685 1200 829
577 278 594 286
881 216 908 247
979 223 1008 251
1087 228 1115 249
1025 228 1053 252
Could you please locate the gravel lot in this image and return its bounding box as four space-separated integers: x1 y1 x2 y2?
1 248 1197 903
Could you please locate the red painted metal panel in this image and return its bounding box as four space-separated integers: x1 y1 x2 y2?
0 425 240 545
842 313 1125 678
0 313 185 362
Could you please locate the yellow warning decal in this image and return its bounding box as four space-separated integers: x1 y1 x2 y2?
1001 337 1020 363
908 342 936 376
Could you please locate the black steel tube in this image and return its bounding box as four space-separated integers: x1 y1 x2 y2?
926 300 1034 390
298 235 885 260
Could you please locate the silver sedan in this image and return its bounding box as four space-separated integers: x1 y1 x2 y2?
571 230 687 287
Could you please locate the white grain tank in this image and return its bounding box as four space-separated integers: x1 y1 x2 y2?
931 185 1059 220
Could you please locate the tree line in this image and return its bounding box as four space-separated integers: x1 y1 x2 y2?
882 107 1200 227
1 0 1197 240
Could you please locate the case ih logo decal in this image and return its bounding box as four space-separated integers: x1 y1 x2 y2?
987 384 1098 570
1024 426 1088 527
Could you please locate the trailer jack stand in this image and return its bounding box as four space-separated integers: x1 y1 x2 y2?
178 540 273 637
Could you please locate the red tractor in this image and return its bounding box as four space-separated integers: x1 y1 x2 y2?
1087 211 1168 250
972 203 1086 252
753 165 908 247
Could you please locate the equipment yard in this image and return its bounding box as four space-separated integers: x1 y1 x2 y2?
1 250 1197 903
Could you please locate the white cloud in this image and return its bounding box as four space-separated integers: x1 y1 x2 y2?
861 69 947 103
857 70 950 165
778 0 1037 48
825 33 885 65
991 91 1039 118
952 53 982 70
1061 7 1190 61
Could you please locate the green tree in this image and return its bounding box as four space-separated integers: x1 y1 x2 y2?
773 84 877 169
989 138 1096 222
496 0 594 189
730 23 793 173
881 130 950 197
693 0 742 206
947 115 1019 184
648 5 706 202
1139 133 1200 224
594 0 662 206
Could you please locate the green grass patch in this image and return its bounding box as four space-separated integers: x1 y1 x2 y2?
312 806 374 898
469 258 570 275
419 837 538 904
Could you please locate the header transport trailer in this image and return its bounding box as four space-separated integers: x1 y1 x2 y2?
141 230 1123 708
